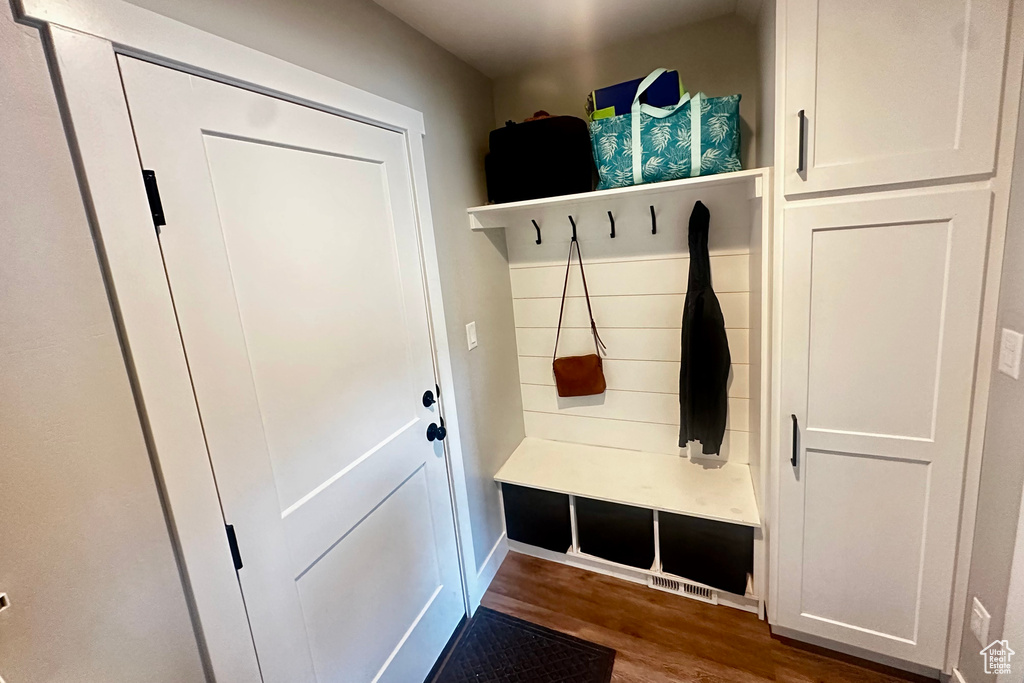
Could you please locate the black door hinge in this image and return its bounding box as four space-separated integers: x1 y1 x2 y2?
225 524 243 571
142 169 166 229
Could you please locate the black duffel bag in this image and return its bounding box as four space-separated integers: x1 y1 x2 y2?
485 113 595 204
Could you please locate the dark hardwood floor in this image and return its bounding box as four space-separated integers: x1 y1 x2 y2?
480 552 936 683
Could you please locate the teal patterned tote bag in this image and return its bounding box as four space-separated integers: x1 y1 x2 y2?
590 68 742 190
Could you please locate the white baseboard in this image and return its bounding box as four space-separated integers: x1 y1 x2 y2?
509 539 653 586
952 667 968 683
468 532 508 612
506 541 761 615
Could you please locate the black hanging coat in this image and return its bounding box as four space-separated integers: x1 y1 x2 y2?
678 201 731 455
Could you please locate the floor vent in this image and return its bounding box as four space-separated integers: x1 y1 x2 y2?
648 575 719 605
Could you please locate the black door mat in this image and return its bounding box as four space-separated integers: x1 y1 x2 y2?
432 607 615 683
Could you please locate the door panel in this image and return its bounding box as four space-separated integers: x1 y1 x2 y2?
201 135 419 511
296 466 442 682
800 451 929 642
119 56 464 683
777 189 991 666
784 0 1009 195
806 221 949 439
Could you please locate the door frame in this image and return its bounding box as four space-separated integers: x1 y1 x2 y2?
14 0 482 680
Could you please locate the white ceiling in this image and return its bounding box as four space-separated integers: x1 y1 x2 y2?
373 0 760 78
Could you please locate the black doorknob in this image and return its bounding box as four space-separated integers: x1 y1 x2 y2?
426 421 447 442
422 390 436 408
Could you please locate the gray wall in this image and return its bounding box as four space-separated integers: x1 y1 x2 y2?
0 11 207 683
956 82 1024 682
125 0 523 580
756 0 775 169
493 14 761 170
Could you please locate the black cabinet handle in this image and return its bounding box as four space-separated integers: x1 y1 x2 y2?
422 389 436 408
791 414 799 468
797 110 807 174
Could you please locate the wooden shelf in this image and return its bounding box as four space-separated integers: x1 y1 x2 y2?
494 437 761 528
468 168 767 231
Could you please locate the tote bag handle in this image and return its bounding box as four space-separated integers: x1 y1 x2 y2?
630 68 703 184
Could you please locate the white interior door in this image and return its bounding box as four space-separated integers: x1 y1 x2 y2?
118 57 465 683
783 0 1009 196
776 188 991 667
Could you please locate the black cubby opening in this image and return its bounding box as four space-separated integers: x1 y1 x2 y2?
659 512 754 596
575 497 655 570
500 483 573 553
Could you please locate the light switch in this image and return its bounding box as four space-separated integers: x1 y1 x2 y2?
971 597 991 646
466 321 478 351
998 328 1023 379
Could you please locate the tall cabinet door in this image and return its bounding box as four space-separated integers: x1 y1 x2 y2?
777 189 991 667
784 0 1009 196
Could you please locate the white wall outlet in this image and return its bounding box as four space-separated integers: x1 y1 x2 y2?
465 321 478 351
971 596 991 646
998 328 1023 379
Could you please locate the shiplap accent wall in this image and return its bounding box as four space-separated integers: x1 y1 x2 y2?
504 182 760 463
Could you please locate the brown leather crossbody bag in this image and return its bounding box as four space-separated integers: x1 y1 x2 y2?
552 236 607 397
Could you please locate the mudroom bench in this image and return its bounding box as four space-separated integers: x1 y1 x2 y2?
494 438 762 613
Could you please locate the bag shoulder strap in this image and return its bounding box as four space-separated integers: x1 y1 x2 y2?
554 237 607 361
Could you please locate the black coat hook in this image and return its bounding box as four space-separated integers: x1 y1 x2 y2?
608 211 616 238
568 215 577 241
650 205 657 235
531 219 541 245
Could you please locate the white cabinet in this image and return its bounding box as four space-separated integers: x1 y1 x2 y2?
775 188 991 667
783 0 1009 196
